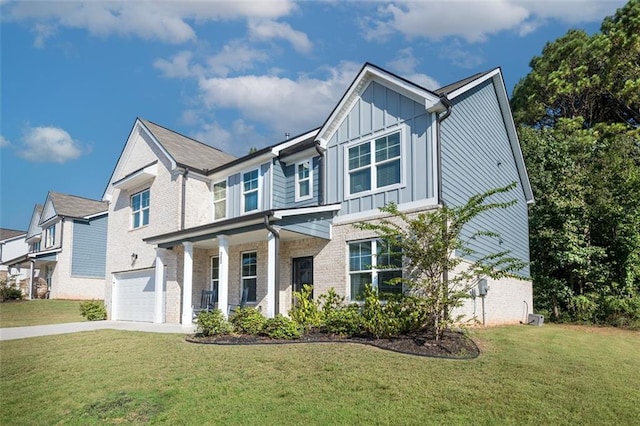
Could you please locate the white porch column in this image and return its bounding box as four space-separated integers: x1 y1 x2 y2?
29 260 34 300
181 241 194 325
153 247 165 324
267 232 276 318
218 235 229 318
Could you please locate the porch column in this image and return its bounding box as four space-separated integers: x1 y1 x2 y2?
267 232 276 318
29 260 34 300
181 241 194 325
153 247 165 324
218 235 229 318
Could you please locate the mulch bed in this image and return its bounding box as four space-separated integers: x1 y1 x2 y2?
186 330 480 359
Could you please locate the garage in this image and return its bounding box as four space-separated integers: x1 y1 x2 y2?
113 269 156 322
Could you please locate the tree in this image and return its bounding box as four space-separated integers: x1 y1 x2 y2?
356 183 526 340
511 1 640 325
511 0 639 129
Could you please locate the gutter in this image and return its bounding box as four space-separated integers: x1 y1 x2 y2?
180 169 188 230
263 214 280 316
435 95 453 292
315 142 326 205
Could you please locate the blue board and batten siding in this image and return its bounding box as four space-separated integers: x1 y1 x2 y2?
440 79 530 277
279 212 332 239
272 157 320 209
324 80 435 215
71 214 108 277
225 162 272 217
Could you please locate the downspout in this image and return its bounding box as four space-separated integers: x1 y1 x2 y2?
315 142 325 205
180 169 188 230
436 95 453 318
264 214 280 316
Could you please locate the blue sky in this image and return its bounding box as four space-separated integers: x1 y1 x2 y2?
0 0 627 231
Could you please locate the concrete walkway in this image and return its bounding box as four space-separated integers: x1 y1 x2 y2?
0 321 196 341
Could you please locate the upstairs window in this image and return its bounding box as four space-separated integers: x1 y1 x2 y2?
295 160 312 202
213 180 227 220
31 241 41 253
45 225 55 248
131 189 150 229
243 169 259 213
348 131 401 195
348 239 403 301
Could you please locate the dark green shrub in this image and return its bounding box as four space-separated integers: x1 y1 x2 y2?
230 307 266 335
79 300 107 321
0 283 23 302
384 294 432 334
289 284 321 330
324 305 364 336
361 284 402 339
261 314 302 339
318 287 344 319
196 309 232 336
569 294 598 323
599 295 640 330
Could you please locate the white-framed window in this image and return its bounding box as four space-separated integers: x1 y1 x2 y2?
211 256 219 293
242 169 259 213
31 241 41 253
241 251 258 302
131 189 150 229
348 238 403 301
347 131 401 196
213 180 227 220
295 159 313 202
45 225 55 248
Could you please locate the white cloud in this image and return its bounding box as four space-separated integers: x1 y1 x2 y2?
387 48 440 89
154 51 202 79
441 43 486 69
206 40 270 77
5 0 298 46
0 135 10 148
248 19 313 53
18 126 86 163
191 119 267 156
363 0 626 43
197 61 361 138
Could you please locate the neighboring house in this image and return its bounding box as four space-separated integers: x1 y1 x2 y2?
0 229 30 288
21 192 109 299
103 63 533 325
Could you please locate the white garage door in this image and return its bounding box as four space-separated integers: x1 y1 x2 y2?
114 269 155 322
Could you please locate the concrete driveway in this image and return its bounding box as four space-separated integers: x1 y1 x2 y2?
0 321 196 341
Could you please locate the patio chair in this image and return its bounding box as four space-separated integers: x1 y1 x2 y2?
193 289 218 319
227 285 249 317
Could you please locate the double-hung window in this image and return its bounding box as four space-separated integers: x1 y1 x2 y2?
349 239 403 301
211 257 220 293
213 180 227 220
348 131 401 195
243 169 259 213
241 251 257 302
295 160 312 201
131 189 150 229
45 225 55 248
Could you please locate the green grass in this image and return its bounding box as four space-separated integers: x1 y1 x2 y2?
1 324 639 425
0 299 86 327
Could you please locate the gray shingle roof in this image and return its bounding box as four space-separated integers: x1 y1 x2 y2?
434 70 494 96
140 119 237 173
49 192 108 218
0 228 26 241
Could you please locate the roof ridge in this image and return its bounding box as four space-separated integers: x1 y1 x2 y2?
49 191 106 204
140 117 235 158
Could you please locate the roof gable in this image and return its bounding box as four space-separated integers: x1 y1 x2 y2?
26 205 43 240
40 192 107 225
316 63 441 148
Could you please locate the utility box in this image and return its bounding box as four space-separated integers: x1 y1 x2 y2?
528 313 544 326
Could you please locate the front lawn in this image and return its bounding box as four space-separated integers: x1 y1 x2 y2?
0 299 86 327
1 324 638 425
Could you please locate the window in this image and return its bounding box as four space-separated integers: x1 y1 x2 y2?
45 225 55 248
295 160 312 201
31 242 41 253
349 239 402 301
131 189 150 228
348 131 401 195
211 257 219 293
213 180 226 220
241 252 257 302
242 169 259 213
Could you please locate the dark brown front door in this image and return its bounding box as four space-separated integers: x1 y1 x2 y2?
292 256 313 300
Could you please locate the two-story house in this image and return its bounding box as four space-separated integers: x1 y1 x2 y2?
23 192 108 299
0 229 30 290
103 63 533 325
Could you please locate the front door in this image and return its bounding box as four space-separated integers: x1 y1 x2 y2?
292 256 313 300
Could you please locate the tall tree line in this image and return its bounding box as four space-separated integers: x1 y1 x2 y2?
511 0 640 325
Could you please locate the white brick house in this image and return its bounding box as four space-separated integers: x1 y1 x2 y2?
103 63 533 325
